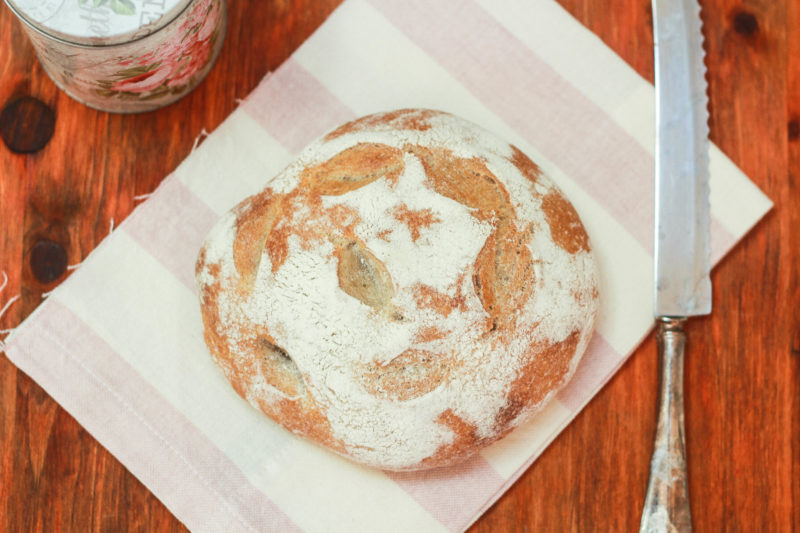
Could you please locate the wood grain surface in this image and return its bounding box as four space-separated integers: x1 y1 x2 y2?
0 0 797 531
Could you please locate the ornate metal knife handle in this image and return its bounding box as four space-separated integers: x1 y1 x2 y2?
639 317 692 533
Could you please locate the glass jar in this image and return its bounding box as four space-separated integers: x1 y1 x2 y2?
4 0 227 113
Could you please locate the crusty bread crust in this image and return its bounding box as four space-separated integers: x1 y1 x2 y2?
196 109 599 470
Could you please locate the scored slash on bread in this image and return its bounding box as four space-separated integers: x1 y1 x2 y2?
333 236 397 313
196 109 599 470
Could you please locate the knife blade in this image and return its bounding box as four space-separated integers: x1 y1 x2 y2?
640 0 711 531
653 0 712 318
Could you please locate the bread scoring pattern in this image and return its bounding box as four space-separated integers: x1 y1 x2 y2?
196 109 598 470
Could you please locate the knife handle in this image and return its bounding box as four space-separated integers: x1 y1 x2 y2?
639 317 692 533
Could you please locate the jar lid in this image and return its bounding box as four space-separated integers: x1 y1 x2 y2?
5 0 194 47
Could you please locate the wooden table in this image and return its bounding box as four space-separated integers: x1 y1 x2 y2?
0 0 797 531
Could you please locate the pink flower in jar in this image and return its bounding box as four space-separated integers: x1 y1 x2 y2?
166 38 212 87
150 40 186 69
195 0 219 41
180 0 212 33
165 0 220 88
111 61 174 93
137 50 158 66
108 0 220 94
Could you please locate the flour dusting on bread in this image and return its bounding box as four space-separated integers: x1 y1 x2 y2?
196 109 599 470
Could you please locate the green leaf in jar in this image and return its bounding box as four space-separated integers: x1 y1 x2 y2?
109 0 136 15
139 86 172 100
113 65 154 78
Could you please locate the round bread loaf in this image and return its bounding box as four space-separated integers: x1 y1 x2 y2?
195 109 599 470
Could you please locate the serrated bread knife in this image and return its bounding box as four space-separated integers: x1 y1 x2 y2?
640 0 711 531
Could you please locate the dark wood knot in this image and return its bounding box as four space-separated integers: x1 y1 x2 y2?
732 11 759 37
0 97 56 154
788 120 800 141
30 240 68 284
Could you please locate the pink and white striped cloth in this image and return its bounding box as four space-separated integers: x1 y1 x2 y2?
3 0 771 531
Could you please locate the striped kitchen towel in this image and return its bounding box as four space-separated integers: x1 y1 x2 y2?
2 0 771 531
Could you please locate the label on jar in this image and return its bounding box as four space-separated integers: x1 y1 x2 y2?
10 0 189 42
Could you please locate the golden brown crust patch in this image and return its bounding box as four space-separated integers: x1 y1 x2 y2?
509 144 543 186
197 261 230 370
472 219 535 328
324 109 440 141
301 142 405 195
419 409 489 468
493 330 580 432
391 205 441 242
256 395 346 456
264 217 292 273
541 191 591 254
412 281 469 318
358 349 451 402
413 326 449 343
406 144 513 221
233 190 284 283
